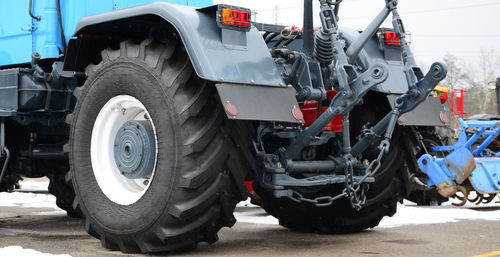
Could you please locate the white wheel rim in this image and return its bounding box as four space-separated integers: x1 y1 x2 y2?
91 95 158 205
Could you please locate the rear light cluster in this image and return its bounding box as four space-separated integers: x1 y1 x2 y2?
217 5 251 31
383 31 401 46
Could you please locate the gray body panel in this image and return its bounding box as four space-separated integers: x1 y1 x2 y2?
73 2 285 87
216 83 300 123
387 94 445 126
341 29 446 126
341 28 408 94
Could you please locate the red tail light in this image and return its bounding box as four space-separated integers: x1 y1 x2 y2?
384 31 401 46
218 5 252 31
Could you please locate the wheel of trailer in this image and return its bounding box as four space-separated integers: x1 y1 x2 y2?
66 39 247 253
254 93 405 233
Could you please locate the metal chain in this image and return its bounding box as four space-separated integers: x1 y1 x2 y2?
283 136 391 208
283 107 401 209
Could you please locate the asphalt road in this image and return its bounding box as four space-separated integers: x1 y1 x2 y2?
1 203 500 257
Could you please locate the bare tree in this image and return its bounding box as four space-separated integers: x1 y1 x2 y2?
465 47 500 115
440 53 468 125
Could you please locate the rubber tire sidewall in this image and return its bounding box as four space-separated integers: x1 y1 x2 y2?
71 59 179 235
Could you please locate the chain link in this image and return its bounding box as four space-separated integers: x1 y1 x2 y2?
283 107 399 209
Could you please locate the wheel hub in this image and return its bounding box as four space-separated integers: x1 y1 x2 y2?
114 120 156 179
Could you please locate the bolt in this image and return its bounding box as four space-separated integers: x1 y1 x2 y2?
143 180 149 186
372 68 383 79
280 82 284 86
220 77 224 81
422 158 427 165
362 79 370 85
250 80 255 84
433 65 442 79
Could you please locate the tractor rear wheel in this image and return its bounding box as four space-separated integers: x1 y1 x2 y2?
255 93 405 233
66 39 247 253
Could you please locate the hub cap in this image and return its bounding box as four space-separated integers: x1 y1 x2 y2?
91 95 158 205
114 120 156 179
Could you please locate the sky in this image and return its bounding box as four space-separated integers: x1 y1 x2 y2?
214 0 500 79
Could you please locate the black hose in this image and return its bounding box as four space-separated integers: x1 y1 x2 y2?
29 0 41 21
0 148 10 187
283 34 299 48
272 37 286 48
265 32 279 44
56 0 67 54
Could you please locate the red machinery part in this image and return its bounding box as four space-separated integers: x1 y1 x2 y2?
453 89 467 118
439 91 448 105
244 181 255 195
300 90 343 132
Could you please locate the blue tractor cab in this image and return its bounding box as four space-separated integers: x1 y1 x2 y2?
0 0 212 67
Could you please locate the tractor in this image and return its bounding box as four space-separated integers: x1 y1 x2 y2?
0 0 449 253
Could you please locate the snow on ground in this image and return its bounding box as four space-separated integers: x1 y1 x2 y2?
234 198 500 228
234 199 279 225
2 179 500 228
0 246 71 257
18 179 49 192
0 191 64 216
379 200 500 228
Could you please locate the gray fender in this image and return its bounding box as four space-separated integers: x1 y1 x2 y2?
68 2 285 87
341 28 408 94
342 28 446 126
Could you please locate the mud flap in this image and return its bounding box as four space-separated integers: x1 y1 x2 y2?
387 94 446 126
215 83 301 123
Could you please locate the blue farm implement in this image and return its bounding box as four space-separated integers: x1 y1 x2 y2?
418 119 500 206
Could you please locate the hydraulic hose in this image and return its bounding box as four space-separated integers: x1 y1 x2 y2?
0 148 11 187
56 0 67 54
29 0 41 21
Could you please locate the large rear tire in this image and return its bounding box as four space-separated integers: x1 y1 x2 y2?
66 39 247 253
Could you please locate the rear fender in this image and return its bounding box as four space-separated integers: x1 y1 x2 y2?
63 3 299 123
341 29 445 126
64 2 284 88
341 28 410 94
